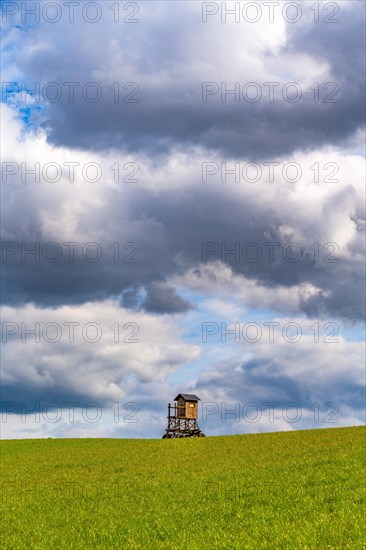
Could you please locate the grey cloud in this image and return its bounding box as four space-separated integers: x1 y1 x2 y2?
2 176 365 320
5 2 365 159
119 282 194 314
196 340 365 414
2 1 365 438
142 282 194 314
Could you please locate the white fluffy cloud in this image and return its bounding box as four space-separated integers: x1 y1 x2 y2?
1 300 200 404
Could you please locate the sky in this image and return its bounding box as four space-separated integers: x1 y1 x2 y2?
1 0 365 439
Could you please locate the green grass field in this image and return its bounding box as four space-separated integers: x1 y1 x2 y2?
1 426 365 549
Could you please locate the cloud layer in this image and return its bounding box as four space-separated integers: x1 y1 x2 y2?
1 0 365 438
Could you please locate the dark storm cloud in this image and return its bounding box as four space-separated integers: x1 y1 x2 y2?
2 178 364 320
1 2 365 321
142 282 194 314
42 95 363 161
119 282 194 313
6 2 365 159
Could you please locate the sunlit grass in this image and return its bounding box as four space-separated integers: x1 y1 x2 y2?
1 426 365 549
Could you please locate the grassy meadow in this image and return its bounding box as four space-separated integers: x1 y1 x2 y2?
1 426 365 549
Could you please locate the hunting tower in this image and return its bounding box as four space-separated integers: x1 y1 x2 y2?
162 394 205 438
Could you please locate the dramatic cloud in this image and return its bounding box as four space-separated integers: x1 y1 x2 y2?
2 106 364 320
2 2 365 158
1 1 365 438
